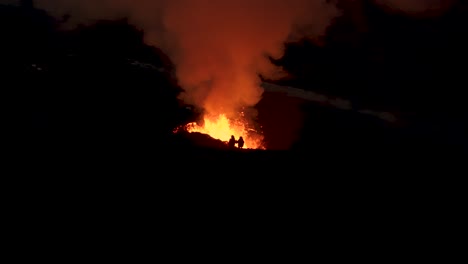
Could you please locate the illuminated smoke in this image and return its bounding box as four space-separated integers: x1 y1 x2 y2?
33 0 339 119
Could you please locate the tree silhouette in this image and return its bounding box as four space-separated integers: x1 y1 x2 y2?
1 3 191 153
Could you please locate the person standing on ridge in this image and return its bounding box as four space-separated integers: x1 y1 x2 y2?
237 136 244 149
228 135 236 149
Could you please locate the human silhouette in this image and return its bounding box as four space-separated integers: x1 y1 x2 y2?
228 135 236 149
237 136 244 149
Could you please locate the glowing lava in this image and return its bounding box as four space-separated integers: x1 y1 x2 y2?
182 114 265 149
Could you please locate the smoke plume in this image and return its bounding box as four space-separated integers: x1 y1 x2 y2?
31 0 338 119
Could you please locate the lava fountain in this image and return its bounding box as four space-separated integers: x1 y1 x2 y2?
177 113 265 149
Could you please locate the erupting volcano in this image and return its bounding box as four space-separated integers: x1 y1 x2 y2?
35 0 339 151
182 113 265 149
159 0 337 151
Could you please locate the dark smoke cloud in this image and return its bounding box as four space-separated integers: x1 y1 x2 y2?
374 0 457 17
31 0 339 118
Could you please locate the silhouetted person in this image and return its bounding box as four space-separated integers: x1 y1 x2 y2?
228 135 236 149
237 136 244 149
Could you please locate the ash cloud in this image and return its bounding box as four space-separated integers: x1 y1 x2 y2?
32 0 339 118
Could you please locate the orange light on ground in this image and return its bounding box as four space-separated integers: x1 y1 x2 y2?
183 114 265 149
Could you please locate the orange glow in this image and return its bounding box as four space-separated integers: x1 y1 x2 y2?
183 114 265 149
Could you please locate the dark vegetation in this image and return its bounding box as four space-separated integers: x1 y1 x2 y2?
2 4 191 155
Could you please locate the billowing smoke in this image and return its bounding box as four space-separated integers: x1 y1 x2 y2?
161 0 337 118
32 0 338 120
